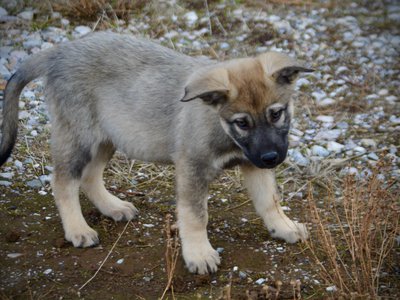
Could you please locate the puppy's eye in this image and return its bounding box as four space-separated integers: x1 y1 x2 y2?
270 109 284 123
234 118 250 130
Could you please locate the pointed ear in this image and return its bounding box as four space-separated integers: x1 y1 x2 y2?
181 67 230 105
272 66 314 84
258 51 314 85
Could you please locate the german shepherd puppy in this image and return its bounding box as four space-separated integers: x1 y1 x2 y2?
0 32 313 274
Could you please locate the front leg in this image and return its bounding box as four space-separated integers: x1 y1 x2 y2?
175 161 220 274
241 165 308 243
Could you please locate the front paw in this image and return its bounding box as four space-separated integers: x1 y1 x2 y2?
65 225 99 248
269 220 308 243
182 241 221 274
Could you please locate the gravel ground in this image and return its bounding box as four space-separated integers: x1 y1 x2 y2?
0 1 399 298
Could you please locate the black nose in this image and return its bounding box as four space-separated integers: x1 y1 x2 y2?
261 151 278 165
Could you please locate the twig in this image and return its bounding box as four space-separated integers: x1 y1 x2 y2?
204 0 212 35
224 199 251 212
78 220 131 292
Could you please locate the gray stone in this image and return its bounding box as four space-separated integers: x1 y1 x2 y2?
311 145 330 157
0 7 8 17
314 129 341 141
289 149 310 166
18 11 34 21
26 179 42 188
23 39 42 49
327 141 345 153
74 26 91 36
0 172 13 179
0 64 11 80
0 180 12 187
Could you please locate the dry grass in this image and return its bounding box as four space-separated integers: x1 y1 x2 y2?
52 0 146 22
160 213 180 300
305 157 400 298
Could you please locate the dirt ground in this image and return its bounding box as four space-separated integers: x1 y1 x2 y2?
0 167 319 299
1 0 399 299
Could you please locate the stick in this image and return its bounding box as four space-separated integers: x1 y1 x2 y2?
78 221 131 292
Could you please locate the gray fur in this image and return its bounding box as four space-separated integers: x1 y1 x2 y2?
0 32 312 274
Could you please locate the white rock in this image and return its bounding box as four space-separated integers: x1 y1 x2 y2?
317 98 335 107
389 115 400 125
116 258 124 264
360 138 377 148
386 95 397 102
312 90 327 101
255 278 266 285
368 152 379 161
143 224 155 228
311 145 330 157
354 146 367 154
316 115 334 123
61 18 70 26
0 181 12 186
0 172 13 179
289 149 310 166
326 285 337 292
0 7 7 17
18 11 34 21
327 141 345 152
378 89 389 96
296 78 310 88
7 253 23 258
220 42 230 50
184 11 198 26
343 31 354 42
43 269 53 275
336 66 349 74
23 39 42 49
0 64 11 79
314 129 341 141
74 25 91 36
18 111 31 119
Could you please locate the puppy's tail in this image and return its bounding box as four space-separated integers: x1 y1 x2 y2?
0 50 50 166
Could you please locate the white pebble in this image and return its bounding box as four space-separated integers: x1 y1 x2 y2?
327 141 345 153
316 115 334 123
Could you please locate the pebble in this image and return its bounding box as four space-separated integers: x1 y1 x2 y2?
317 98 335 107
26 179 42 188
0 172 13 179
0 64 11 79
255 278 266 285
289 149 310 166
43 269 53 275
360 138 377 148
0 7 7 17
311 145 330 157
327 141 345 153
18 11 34 21
116 258 124 264
7 253 23 259
316 115 334 123
326 285 337 292
184 11 198 26
314 129 341 141
74 25 91 36
367 152 379 161
354 146 367 154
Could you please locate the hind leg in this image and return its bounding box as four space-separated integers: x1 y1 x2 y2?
52 173 99 247
81 142 138 221
51 133 99 247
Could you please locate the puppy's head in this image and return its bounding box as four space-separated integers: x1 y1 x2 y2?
181 52 313 169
